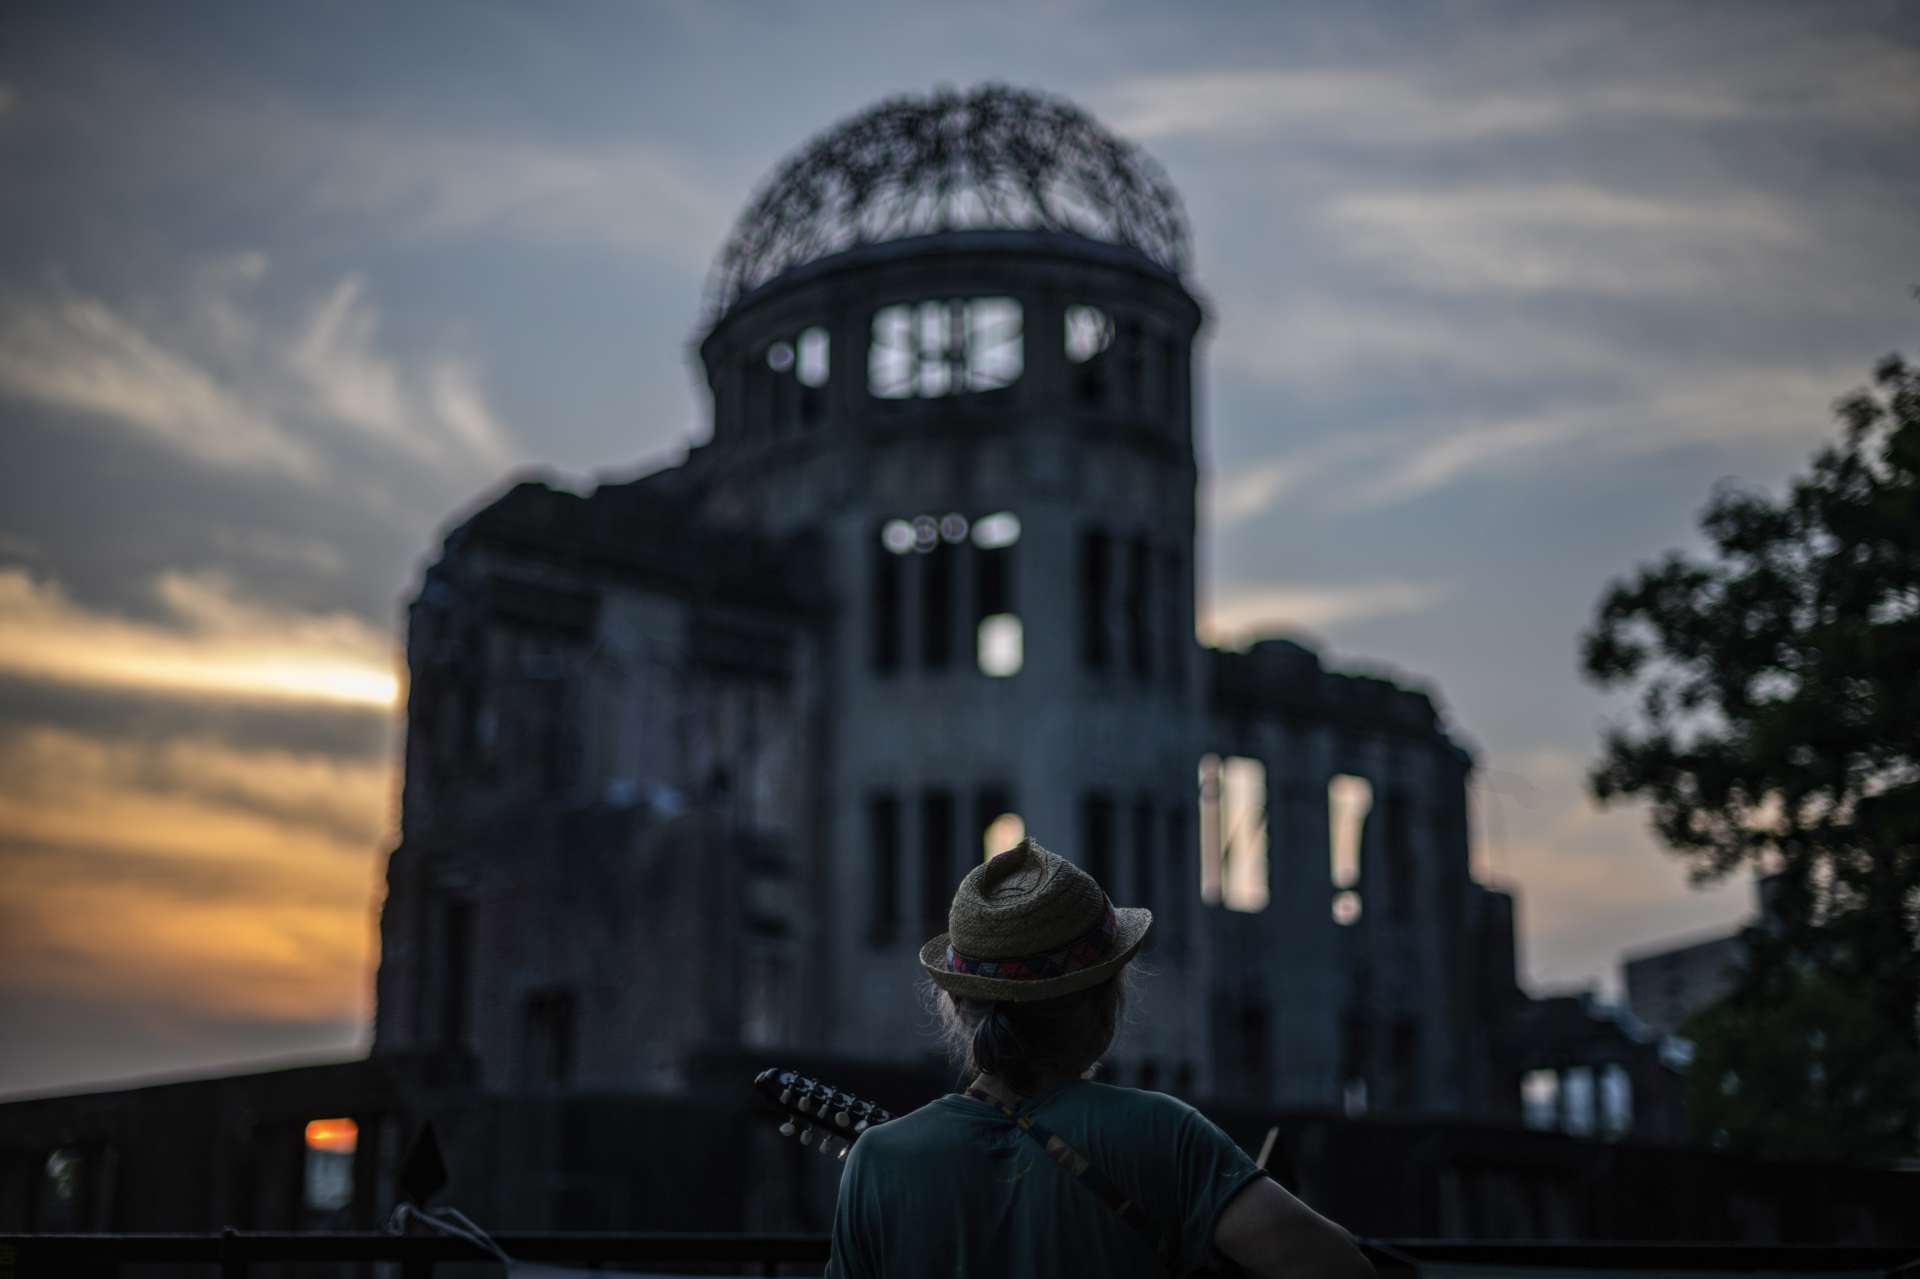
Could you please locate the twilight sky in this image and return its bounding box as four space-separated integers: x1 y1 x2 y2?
2 0 1916 1099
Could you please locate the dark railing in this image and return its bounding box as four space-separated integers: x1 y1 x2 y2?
2 1233 1917 1278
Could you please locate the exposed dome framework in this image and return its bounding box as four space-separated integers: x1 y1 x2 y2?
707 84 1190 318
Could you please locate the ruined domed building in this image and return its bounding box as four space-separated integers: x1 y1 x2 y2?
372 85 1625 1126
38 87 1920 1249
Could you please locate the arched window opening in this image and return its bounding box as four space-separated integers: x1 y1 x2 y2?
304 1118 358 1214
1521 1069 1560 1130
1065 304 1112 363
1601 1063 1634 1138
983 810 1025 861
869 298 1023 398
974 530 1019 676
1199 755 1268 912
1562 1065 1597 1136
797 326 830 387
1328 775 1371 925
977 615 1022 676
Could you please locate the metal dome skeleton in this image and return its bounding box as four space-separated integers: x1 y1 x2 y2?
706 84 1191 318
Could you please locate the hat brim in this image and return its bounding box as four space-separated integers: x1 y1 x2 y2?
919 907 1152 1002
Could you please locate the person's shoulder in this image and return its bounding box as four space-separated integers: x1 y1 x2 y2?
1078 1079 1202 1113
851 1095 979 1161
1066 1080 1208 1129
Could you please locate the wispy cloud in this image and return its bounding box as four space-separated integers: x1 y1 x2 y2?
310 131 730 267
0 568 400 709
1097 34 1920 147
1322 184 1803 296
1209 458 1314 525
0 293 324 480
290 274 515 472
1095 66 1780 147
0 265 519 491
1200 579 1451 646
1209 359 1861 522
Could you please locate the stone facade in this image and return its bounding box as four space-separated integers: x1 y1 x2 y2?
372 87 1651 1129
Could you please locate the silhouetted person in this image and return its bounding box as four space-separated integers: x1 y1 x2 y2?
825 837 1373 1279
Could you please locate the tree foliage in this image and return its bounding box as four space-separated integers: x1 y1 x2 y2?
1582 354 1920 1159
1682 966 1915 1161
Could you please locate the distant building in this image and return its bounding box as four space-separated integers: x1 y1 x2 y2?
1624 932 1749 1037
371 84 1635 1127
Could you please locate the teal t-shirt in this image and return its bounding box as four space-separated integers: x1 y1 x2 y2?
824 1080 1265 1278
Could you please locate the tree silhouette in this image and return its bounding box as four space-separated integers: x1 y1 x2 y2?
1582 354 1920 1159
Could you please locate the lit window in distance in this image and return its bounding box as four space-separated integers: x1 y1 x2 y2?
1327 775 1370 889
966 298 1023 390
305 1118 358 1153
304 1117 357 1214
1521 1069 1560 1131
868 299 1023 397
983 812 1025 861
970 511 1021 549
1065 305 1112 363
797 327 829 387
880 520 915 555
1220 756 1268 913
766 341 795 372
1332 890 1362 926
977 614 1023 676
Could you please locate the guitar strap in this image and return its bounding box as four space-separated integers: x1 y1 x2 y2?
963 1075 1177 1277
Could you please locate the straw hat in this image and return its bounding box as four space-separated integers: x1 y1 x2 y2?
920 836 1152 1001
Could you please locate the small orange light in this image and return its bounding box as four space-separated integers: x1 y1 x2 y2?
304 1118 358 1154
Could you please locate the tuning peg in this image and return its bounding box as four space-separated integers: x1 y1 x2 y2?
779 1120 796 1138
799 1124 816 1147
837 1142 851 1162
825 1136 848 1157
834 1107 851 1127
852 1118 868 1133
780 1087 794 1106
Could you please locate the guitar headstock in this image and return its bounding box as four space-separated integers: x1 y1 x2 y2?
752 1067 894 1161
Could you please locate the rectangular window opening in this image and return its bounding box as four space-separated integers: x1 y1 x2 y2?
1160 547 1184 689
869 299 1023 398
1079 529 1110 670
1385 788 1414 926
1197 755 1223 905
868 794 901 947
1164 802 1188 955
1126 536 1152 680
1081 791 1115 893
1221 757 1269 913
442 898 472 1047
1521 1069 1560 1131
921 789 956 937
974 542 1019 676
922 545 953 670
523 988 577 1089
1328 775 1371 890
871 534 902 674
303 1119 358 1215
